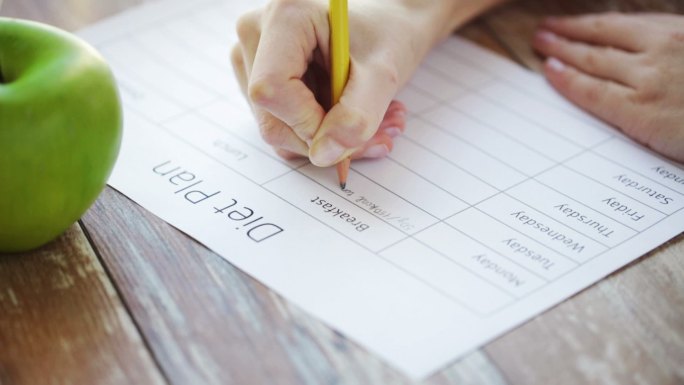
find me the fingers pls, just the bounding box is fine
[234,1,410,165]
[271,100,405,161]
[274,148,304,160]
[533,29,635,86]
[234,7,311,157]
[248,2,327,145]
[351,135,393,160]
[543,57,635,133]
[309,58,402,166]
[351,100,406,159]
[541,13,649,52]
[235,10,261,78]
[255,109,310,157]
[232,10,260,97]
[378,100,407,137]
[230,44,248,98]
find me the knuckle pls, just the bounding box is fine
[583,50,599,72]
[382,64,401,89]
[583,84,603,104]
[601,46,619,58]
[230,44,243,68]
[577,77,608,105]
[636,52,655,68]
[631,70,664,104]
[248,76,278,106]
[587,12,621,37]
[582,46,616,73]
[335,107,371,146]
[667,30,684,47]
[630,86,663,105]
[258,116,287,147]
[649,30,684,53]
[589,17,605,36]
[235,11,259,42]
[368,55,400,89]
[289,108,317,142]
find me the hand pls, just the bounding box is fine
[533,13,684,162]
[231,0,489,166]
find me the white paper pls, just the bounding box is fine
[78,0,684,378]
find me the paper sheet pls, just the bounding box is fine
[78,0,684,378]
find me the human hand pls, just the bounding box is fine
[533,13,684,162]
[231,0,469,166]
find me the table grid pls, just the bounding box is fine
[97,0,684,319]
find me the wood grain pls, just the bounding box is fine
[81,186,511,385]
[0,2,164,384]
[2,0,683,384]
[11,1,512,383]
[0,224,164,385]
[486,234,684,385]
[480,1,684,384]
[75,11,512,385]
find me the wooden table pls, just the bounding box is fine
[2,1,683,384]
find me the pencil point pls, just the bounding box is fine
[336,157,350,191]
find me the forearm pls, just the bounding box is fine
[363,0,508,88]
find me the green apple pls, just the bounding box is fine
[0,18,122,252]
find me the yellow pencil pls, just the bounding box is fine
[330,0,350,189]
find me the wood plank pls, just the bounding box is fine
[0,224,165,385]
[0,2,166,384]
[1,0,511,382]
[480,1,684,384]
[458,19,517,62]
[485,234,684,385]
[6,0,683,384]
[82,185,510,384]
[56,4,516,383]
[81,187,404,384]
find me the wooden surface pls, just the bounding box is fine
[1,0,683,384]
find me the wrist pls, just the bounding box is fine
[399,0,509,47]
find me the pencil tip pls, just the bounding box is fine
[340,182,346,190]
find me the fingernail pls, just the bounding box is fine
[383,126,402,138]
[310,136,349,166]
[547,57,565,72]
[535,30,557,44]
[362,144,389,158]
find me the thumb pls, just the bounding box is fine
[309,59,399,167]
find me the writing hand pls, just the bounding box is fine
[231,0,418,166]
